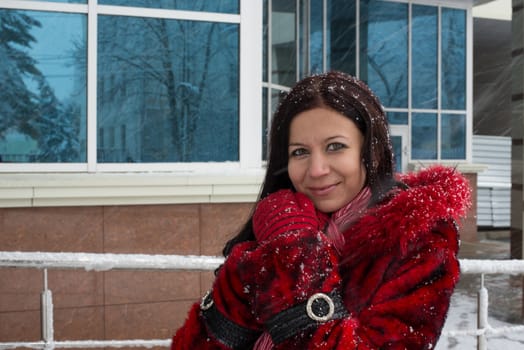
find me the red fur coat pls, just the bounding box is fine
[171,165,471,349]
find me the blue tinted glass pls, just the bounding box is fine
[310,0,324,75]
[412,5,437,109]
[263,0,268,81]
[392,135,402,173]
[387,112,408,125]
[98,16,239,162]
[360,0,408,108]
[272,0,297,87]
[100,0,239,13]
[0,10,86,163]
[328,0,356,74]
[299,0,308,79]
[412,113,437,159]
[262,88,268,160]
[442,113,466,159]
[442,8,466,110]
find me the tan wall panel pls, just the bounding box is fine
[200,202,253,256]
[0,268,42,312]
[103,204,200,255]
[0,310,41,342]
[0,206,104,252]
[53,306,105,340]
[105,300,194,340]
[104,270,200,304]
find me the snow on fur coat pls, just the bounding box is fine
[171,165,471,349]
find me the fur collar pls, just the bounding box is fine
[341,165,471,261]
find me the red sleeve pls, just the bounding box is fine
[171,303,230,350]
[354,221,459,349]
[171,240,262,350]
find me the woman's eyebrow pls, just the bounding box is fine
[288,141,306,146]
[289,135,349,145]
[325,135,349,142]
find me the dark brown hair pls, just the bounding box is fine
[223,71,396,257]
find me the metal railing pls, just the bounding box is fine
[1,251,524,350]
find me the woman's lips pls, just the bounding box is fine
[308,183,338,196]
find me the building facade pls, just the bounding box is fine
[0,0,481,344]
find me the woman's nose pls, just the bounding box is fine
[308,152,330,177]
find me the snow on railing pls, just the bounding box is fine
[0,252,523,350]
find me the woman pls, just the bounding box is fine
[171,71,471,349]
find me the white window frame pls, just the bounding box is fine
[0,0,263,173]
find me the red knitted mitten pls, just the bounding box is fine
[252,189,328,241]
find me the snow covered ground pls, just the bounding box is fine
[436,291,524,349]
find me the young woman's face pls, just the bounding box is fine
[287,107,367,213]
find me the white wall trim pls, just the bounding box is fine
[0,171,265,208]
[239,0,263,170]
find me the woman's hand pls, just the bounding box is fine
[252,189,327,241]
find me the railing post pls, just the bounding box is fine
[41,269,54,350]
[477,274,488,350]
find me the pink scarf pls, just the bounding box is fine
[253,187,372,349]
[325,186,371,254]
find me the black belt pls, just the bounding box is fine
[200,290,261,350]
[266,291,349,344]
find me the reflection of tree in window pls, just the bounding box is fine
[360,1,408,108]
[412,113,437,160]
[97,14,239,162]
[328,0,356,75]
[442,114,466,159]
[0,11,41,147]
[0,10,81,162]
[270,0,297,88]
[412,5,438,110]
[442,8,466,111]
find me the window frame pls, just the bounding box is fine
[262,0,473,165]
[0,0,263,174]
[378,0,473,164]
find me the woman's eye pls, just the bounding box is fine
[290,148,308,157]
[327,142,347,152]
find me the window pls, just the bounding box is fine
[97,15,239,162]
[412,113,437,159]
[412,5,438,110]
[0,0,260,172]
[360,0,408,108]
[99,0,239,13]
[441,113,466,159]
[1,0,469,172]
[441,7,466,111]
[387,112,408,125]
[0,9,86,163]
[263,0,470,163]
[328,0,356,75]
